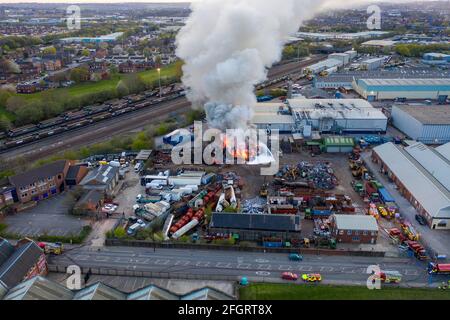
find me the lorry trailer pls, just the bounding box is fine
[428,263,450,275]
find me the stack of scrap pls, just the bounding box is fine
[144,201,170,217]
[297,161,337,190]
[313,218,331,238]
[242,197,266,214]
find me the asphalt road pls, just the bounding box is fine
[50,246,445,287]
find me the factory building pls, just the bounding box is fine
[253,99,387,134]
[353,78,450,102]
[391,105,450,144]
[436,142,450,160]
[330,214,378,244]
[422,53,450,65]
[372,142,450,230]
[360,57,385,71]
[59,32,124,44]
[302,58,343,75]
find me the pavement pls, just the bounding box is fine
[362,151,450,258]
[3,193,88,237]
[49,246,449,287]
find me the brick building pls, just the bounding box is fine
[330,214,378,244]
[8,160,70,204]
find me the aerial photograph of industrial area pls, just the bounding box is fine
[0,0,449,308]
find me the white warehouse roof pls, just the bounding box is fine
[287,98,387,120]
[373,142,450,219]
[405,142,450,192]
[436,142,450,161]
[333,214,378,231]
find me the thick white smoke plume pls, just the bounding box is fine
[176,0,337,130]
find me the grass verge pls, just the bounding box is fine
[239,283,450,300]
[0,224,92,244]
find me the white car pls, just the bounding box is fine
[137,219,146,228]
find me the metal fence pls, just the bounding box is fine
[48,263,239,282]
[105,238,385,257]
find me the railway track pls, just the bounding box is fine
[0,55,325,161]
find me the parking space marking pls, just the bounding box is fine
[298,265,312,271]
[195,261,210,267]
[340,267,357,274]
[278,265,293,271]
[257,264,271,270]
[320,266,334,272]
[216,262,233,269]
[154,259,170,265]
[404,269,419,276]
[174,260,191,266]
[237,263,251,269]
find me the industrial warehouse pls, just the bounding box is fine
[353,78,450,102]
[391,105,450,144]
[371,142,450,230]
[253,99,387,134]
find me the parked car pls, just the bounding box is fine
[281,272,298,281]
[288,253,303,261]
[415,214,427,226]
[301,273,322,282]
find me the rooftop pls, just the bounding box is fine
[210,212,301,232]
[332,214,378,231]
[8,160,67,188]
[357,78,450,88]
[373,142,450,219]
[80,165,119,186]
[436,142,450,161]
[393,105,450,125]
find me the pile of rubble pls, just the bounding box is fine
[274,161,337,190]
[241,197,266,214]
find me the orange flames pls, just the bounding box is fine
[222,134,257,161]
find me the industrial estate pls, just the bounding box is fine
[0,0,449,303]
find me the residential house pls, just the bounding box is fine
[79,165,119,195]
[16,82,42,94]
[8,160,70,204]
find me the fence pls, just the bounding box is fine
[105,238,385,257]
[48,263,239,282]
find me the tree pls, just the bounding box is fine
[113,227,126,239]
[0,115,12,132]
[116,80,129,97]
[15,103,44,125]
[81,49,90,57]
[42,46,57,56]
[6,96,25,113]
[70,66,90,83]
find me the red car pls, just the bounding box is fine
[281,272,298,281]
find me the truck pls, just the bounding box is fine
[405,240,427,260]
[374,270,402,284]
[38,242,63,255]
[378,188,395,204]
[428,263,450,275]
[136,194,162,204]
[257,95,273,102]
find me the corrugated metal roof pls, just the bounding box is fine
[393,105,450,125]
[405,142,450,192]
[0,239,14,266]
[210,212,300,232]
[359,78,450,86]
[373,142,450,219]
[436,142,450,161]
[3,276,234,300]
[333,214,378,231]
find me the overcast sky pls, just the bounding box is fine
[0,0,439,4]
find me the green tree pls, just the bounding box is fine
[113,227,127,239]
[15,103,44,125]
[0,115,12,132]
[42,46,57,56]
[116,80,129,97]
[6,96,25,113]
[81,49,90,57]
[70,66,90,83]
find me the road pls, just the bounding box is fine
[0,55,325,162]
[50,246,445,287]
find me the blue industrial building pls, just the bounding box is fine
[353,78,450,102]
[422,53,450,65]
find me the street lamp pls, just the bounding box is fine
[157,67,162,97]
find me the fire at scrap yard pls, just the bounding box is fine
[0,0,449,304]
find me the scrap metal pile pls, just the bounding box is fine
[274,161,337,190]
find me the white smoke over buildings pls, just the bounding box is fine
[175,0,343,130]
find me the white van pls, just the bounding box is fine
[127,223,141,236]
[134,162,143,173]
